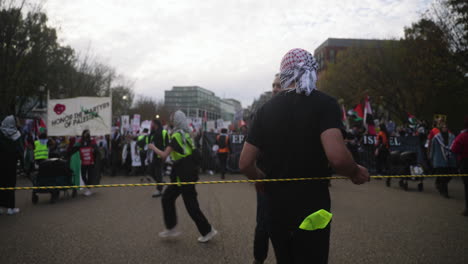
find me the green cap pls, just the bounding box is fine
[299,209,332,231]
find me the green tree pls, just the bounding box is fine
[0,4,72,116]
[129,95,170,122]
[319,19,467,127]
[0,2,135,119]
[112,85,134,117]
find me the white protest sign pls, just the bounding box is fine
[121,115,130,134]
[47,97,111,136]
[132,114,141,135]
[141,120,152,132]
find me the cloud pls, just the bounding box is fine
[42,0,431,107]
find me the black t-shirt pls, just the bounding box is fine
[247,89,343,229]
[150,129,170,151]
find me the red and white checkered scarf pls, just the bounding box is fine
[279,48,318,96]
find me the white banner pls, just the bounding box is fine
[47,97,112,136]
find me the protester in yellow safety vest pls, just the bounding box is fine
[216,128,230,179]
[34,130,49,163]
[147,119,169,197]
[148,110,217,243]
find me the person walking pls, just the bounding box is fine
[148,119,169,198]
[216,128,230,179]
[430,123,457,198]
[375,124,390,177]
[239,48,369,263]
[75,130,98,196]
[148,110,217,243]
[0,115,23,215]
[451,117,468,215]
[252,73,281,264]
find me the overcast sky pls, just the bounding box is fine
[41,0,432,107]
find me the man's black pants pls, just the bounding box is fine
[150,158,164,192]
[217,152,228,178]
[270,225,330,264]
[161,184,212,236]
[254,191,270,262]
[139,151,147,175]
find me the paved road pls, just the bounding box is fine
[1,174,467,264]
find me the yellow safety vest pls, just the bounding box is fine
[34,140,49,160]
[170,132,194,161]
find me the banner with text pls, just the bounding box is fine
[47,97,112,136]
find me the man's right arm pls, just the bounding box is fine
[321,128,369,184]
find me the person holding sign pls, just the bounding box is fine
[148,110,217,243]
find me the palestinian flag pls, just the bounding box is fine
[408,112,417,125]
[350,104,364,121]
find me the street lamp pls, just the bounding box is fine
[122,95,128,100]
[155,114,160,119]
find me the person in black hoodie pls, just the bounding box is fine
[148,119,169,197]
[0,115,23,215]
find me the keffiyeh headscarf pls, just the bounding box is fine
[279,48,318,96]
[172,110,191,133]
[0,115,21,141]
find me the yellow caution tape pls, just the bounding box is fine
[0,174,467,191]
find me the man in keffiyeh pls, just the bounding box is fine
[240,48,369,263]
[279,48,319,95]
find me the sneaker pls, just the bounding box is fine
[198,228,218,243]
[7,208,20,215]
[152,190,162,198]
[84,189,93,196]
[159,228,181,238]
